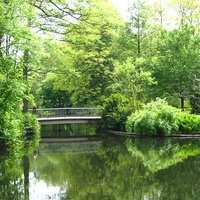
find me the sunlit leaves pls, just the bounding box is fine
[150,25,200,109]
[0,0,40,145]
[111,57,156,111]
[52,0,124,106]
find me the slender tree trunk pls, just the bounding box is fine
[23,156,30,200]
[136,8,141,104]
[23,49,29,112]
[158,0,163,26]
[137,10,141,57]
[181,97,185,111]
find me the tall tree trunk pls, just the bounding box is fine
[23,156,30,200]
[23,49,29,112]
[181,96,185,111]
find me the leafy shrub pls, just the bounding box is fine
[23,113,40,140]
[22,112,41,153]
[0,109,25,147]
[190,93,200,114]
[101,94,132,131]
[126,99,200,135]
[126,99,179,136]
[0,111,40,151]
[176,112,200,134]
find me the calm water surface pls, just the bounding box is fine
[0,129,200,200]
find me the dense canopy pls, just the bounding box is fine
[0,0,200,142]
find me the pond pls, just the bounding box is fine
[0,124,200,200]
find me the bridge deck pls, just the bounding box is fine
[38,116,101,125]
[29,107,102,125]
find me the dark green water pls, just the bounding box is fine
[0,130,200,199]
[41,123,100,138]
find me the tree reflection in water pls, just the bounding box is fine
[31,136,200,200]
[0,136,200,199]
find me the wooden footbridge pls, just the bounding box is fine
[30,108,102,125]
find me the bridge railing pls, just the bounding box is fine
[29,108,101,118]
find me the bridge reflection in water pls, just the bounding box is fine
[29,138,102,199]
[40,138,102,154]
[40,123,101,138]
[30,108,102,125]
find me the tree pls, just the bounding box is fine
[53,0,124,106]
[0,0,32,143]
[190,75,200,114]
[29,0,92,37]
[37,73,72,108]
[128,0,151,57]
[150,25,200,110]
[0,0,45,144]
[171,0,200,28]
[111,57,156,111]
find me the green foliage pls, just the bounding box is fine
[190,93,200,114]
[111,57,156,111]
[37,74,72,108]
[52,0,124,106]
[23,113,40,139]
[149,26,200,110]
[22,113,40,152]
[1,0,200,145]
[0,0,42,147]
[190,78,200,114]
[0,58,24,145]
[101,94,131,131]
[126,99,179,135]
[126,98,200,135]
[176,113,200,134]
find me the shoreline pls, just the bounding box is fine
[106,130,200,139]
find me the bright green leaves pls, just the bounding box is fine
[54,0,125,106]
[111,57,156,111]
[0,0,41,145]
[126,98,200,135]
[37,73,72,108]
[176,112,200,134]
[0,51,25,143]
[101,94,131,131]
[150,26,200,110]
[126,99,180,135]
